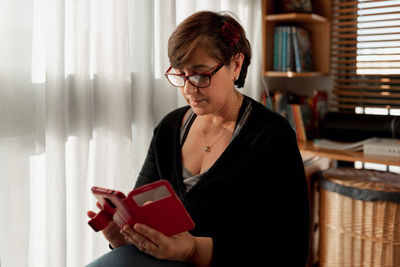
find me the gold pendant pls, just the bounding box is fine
[203,146,211,152]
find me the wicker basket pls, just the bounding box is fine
[319,168,400,267]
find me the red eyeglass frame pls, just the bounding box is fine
[164,63,224,88]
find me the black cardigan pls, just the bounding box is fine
[135,95,310,266]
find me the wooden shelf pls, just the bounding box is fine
[262,0,331,76]
[264,71,327,77]
[265,13,329,23]
[298,141,400,167]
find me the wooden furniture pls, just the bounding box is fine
[299,141,400,167]
[299,142,400,267]
[261,0,331,77]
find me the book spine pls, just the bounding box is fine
[273,27,279,71]
[286,104,295,132]
[292,26,301,72]
[261,91,267,106]
[287,26,292,71]
[278,26,282,71]
[282,26,287,72]
[298,27,313,71]
[293,104,307,142]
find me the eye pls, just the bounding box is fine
[190,75,207,83]
[172,68,185,75]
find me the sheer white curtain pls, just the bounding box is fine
[0,0,261,266]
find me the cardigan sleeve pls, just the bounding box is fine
[209,125,310,266]
[134,126,161,189]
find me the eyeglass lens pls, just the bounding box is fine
[167,74,210,88]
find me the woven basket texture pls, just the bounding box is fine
[320,168,400,267]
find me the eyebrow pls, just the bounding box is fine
[189,64,210,70]
[173,64,211,74]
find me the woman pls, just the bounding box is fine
[87,11,309,267]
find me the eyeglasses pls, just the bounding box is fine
[164,63,224,88]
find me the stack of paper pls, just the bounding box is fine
[313,138,377,151]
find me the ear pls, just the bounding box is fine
[231,53,244,81]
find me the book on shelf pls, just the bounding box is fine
[363,138,400,157]
[279,0,313,13]
[312,90,328,135]
[278,26,283,71]
[263,90,327,142]
[261,91,274,110]
[286,26,294,72]
[293,27,313,72]
[287,103,313,142]
[282,26,287,72]
[312,137,400,157]
[313,138,374,151]
[272,25,313,72]
[273,27,279,71]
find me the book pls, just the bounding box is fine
[282,26,287,72]
[261,91,267,106]
[312,90,328,136]
[88,180,195,236]
[291,104,306,141]
[363,138,400,157]
[290,104,313,142]
[300,103,313,140]
[274,25,311,72]
[313,138,375,151]
[292,26,301,72]
[286,104,295,131]
[293,27,313,72]
[287,26,293,71]
[268,91,321,141]
[279,0,313,13]
[273,26,282,71]
[273,27,279,71]
[280,0,295,12]
[273,91,289,118]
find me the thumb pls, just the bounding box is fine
[87,210,97,219]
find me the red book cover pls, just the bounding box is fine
[88,180,195,236]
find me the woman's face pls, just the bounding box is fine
[174,47,242,116]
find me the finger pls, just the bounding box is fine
[87,210,97,218]
[96,201,103,209]
[120,225,142,246]
[121,225,160,254]
[133,223,166,246]
[139,238,159,256]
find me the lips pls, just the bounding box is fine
[192,99,207,105]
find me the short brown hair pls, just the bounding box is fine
[168,11,251,88]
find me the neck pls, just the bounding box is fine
[203,91,241,125]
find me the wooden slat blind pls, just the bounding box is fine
[331,0,400,115]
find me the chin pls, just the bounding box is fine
[190,106,208,116]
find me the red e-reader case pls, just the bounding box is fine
[88,180,195,236]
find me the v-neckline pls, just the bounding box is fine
[176,96,251,194]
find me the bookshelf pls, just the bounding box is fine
[262,0,331,77]
[299,141,400,167]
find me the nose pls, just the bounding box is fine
[183,80,198,94]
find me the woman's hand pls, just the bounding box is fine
[87,202,127,249]
[121,223,197,262]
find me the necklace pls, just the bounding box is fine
[199,97,239,152]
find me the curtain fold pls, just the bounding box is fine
[0,1,262,266]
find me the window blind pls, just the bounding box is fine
[331,0,400,115]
